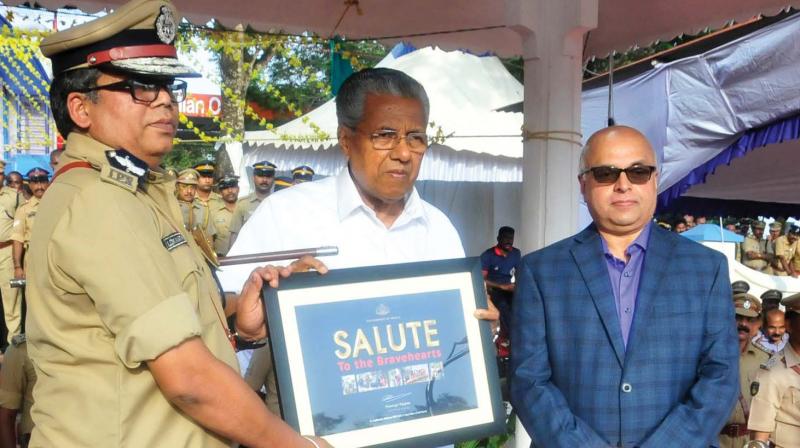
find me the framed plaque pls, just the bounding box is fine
[263,257,505,448]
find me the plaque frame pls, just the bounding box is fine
[263,257,506,448]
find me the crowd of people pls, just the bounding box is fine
[171,160,316,263]
[0,0,797,448]
[657,213,800,277]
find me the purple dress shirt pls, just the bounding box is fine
[600,223,652,348]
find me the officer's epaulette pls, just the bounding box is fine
[102,149,148,192]
[761,354,780,370]
[100,165,138,193]
[10,333,25,346]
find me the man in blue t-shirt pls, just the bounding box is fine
[480,226,521,350]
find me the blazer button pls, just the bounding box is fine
[621,382,632,393]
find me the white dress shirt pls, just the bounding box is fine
[218,167,465,292]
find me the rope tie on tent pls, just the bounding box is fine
[331,0,362,37]
[521,129,583,146]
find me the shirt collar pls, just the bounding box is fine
[335,165,427,227]
[601,221,653,260]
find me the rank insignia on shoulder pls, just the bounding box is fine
[105,149,148,190]
[750,381,760,396]
[11,333,25,346]
[761,356,779,370]
[162,232,187,251]
[100,166,138,193]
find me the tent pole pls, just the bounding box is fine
[505,0,598,444]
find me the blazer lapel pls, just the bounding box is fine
[571,226,625,366]
[624,226,676,361]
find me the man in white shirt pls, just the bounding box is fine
[220,67,472,283]
[219,69,497,448]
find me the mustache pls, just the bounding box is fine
[738,325,750,333]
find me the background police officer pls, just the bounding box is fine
[228,161,275,250]
[11,168,49,282]
[748,293,800,448]
[720,293,769,448]
[0,161,22,346]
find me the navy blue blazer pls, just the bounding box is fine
[510,224,738,448]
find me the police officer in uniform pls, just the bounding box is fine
[292,165,315,184]
[0,161,22,345]
[175,168,216,265]
[11,168,49,282]
[770,225,799,277]
[213,175,238,257]
[719,293,769,448]
[193,159,223,234]
[228,161,275,250]
[0,333,35,447]
[747,292,800,448]
[766,222,783,273]
[30,1,330,446]
[742,221,770,272]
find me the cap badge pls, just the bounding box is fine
[155,6,177,45]
[744,300,751,310]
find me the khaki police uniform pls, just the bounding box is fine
[742,235,769,272]
[26,133,238,447]
[227,192,264,250]
[720,340,771,448]
[721,293,770,448]
[243,344,280,416]
[0,183,21,342]
[179,199,216,237]
[10,197,39,251]
[211,203,234,256]
[791,245,800,273]
[771,235,797,276]
[194,191,223,234]
[0,334,36,441]
[748,344,800,447]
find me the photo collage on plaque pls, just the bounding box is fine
[341,361,444,395]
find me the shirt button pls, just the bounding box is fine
[624,307,631,314]
[621,383,632,393]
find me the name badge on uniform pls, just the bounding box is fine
[161,232,187,251]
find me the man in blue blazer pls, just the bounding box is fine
[510,126,738,448]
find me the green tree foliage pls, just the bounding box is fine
[162,141,215,171]
[245,38,387,129]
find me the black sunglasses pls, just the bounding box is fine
[581,164,657,185]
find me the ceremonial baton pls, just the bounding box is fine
[217,246,338,267]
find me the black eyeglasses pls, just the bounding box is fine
[351,127,429,154]
[76,79,187,103]
[581,164,657,184]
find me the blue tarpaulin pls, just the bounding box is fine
[4,154,51,176]
[680,223,744,243]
